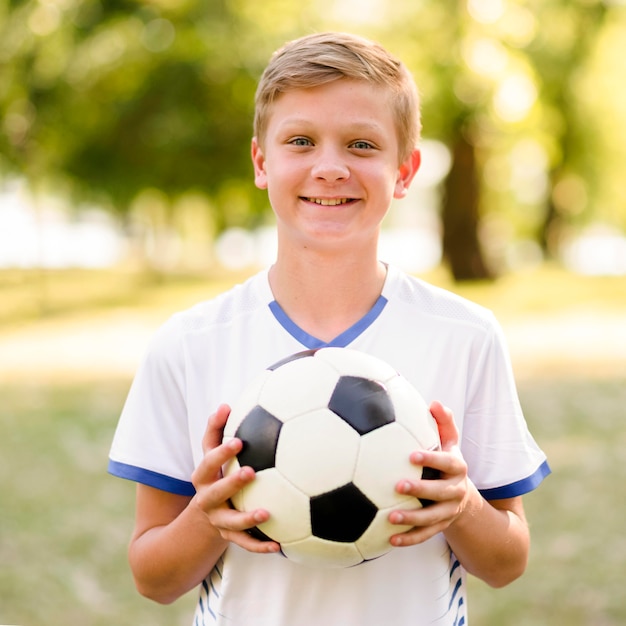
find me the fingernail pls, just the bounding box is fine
[239,467,253,481]
[411,451,424,464]
[390,511,404,524]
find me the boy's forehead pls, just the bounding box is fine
[264,80,396,129]
[270,77,390,102]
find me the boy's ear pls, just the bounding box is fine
[251,137,268,190]
[393,148,421,199]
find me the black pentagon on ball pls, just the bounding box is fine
[234,406,282,472]
[310,482,378,543]
[328,375,395,435]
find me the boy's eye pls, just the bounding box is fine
[289,137,313,147]
[351,140,375,150]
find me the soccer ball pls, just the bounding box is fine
[223,347,440,568]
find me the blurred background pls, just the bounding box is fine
[1,0,625,624]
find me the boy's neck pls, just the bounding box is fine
[268,252,387,344]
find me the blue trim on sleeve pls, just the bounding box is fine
[269,295,388,349]
[479,460,551,500]
[108,459,196,496]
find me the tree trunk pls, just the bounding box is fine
[442,133,491,281]
[538,169,560,258]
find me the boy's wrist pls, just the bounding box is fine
[446,480,484,533]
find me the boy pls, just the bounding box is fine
[109,32,550,625]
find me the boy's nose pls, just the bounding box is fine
[310,149,350,182]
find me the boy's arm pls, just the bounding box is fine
[389,401,530,588]
[444,492,529,588]
[128,485,223,604]
[128,405,278,604]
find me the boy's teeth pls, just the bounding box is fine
[308,198,350,206]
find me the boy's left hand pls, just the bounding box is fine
[389,400,471,547]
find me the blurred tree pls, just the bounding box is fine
[373,0,502,279]
[1,0,624,278]
[0,0,275,231]
[427,0,492,280]
[374,0,621,278]
[581,8,626,232]
[524,0,608,256]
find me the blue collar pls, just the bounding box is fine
[268,295,388,349]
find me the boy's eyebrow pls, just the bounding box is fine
[276,117,388,136]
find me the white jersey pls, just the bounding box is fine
[109,265,550,626]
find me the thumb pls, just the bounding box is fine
[429,400,459,453]
[202,403,231,454]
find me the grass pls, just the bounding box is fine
[1,265,625,625]
[469,376,626,625]
[0,380,197,626]
[0,267,251,329]
[2,262,626,329]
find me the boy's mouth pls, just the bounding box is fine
[303,197,354,206]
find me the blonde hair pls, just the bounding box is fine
[254,32,421,162]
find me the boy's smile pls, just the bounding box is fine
[304,197,354,206]
[251,79,420,253]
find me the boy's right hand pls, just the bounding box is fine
[190,404,281,554]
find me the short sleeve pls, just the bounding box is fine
[461,318,550,499]
[108,316,196,496]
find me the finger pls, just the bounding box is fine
[199,462,258,510]
[429,401,459,453]
[389,519,451,547]
[202,404,231,454]
[407,449,466,477]
[192,437,243,488]
[211,501,270,531]
[208,506,281,554]
[397,473,466,508]
[223,528,281,554]
[395,450,467,506]
[388,501,460,545]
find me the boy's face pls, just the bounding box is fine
[251,79,420,253]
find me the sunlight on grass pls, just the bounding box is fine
[2,264,625,330]
[0,267,250,328]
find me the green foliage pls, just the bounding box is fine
[0,0,274,226]
[1,0,625,250]
[400,1,625,250]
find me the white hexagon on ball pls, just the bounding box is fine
[276,409,360,496]
[241,467,311,543]
[354,421,425,509]
[258,357,339,419]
